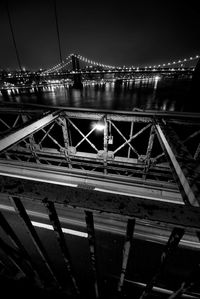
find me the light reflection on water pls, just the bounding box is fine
[0,77,194,112]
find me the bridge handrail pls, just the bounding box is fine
[1,102,200,120]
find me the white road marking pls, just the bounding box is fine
[31,221,88,238]
[0,204,87,238]
[0,203,199,248]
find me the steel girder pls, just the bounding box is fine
[0,107,200,202]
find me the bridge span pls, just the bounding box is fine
[0,104,200,298]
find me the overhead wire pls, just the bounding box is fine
[53,0,68,98]
[53,0,63,65]
[5,2,22,72]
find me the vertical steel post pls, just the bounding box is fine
[58,116,72,168]
[60,117,70,148]
[28,134,41,163]
[103,117,108,174]
[118,218,135,292]
[143,125,155,179]
[128,121,134,158]
[42,198,80,295]
[21,115,42,163]
[85,211,99,298]
[10,196,61,289]
[139,227,185,299]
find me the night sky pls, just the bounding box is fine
[0,0,200,70]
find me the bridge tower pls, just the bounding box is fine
[191,58,200,97]
[71,54,83,89]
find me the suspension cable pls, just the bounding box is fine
[53,0,63,65]
[6,2,22,71]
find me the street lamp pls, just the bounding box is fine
[94,121,105,131]
[92,119,113,144]
[92,118,105,131]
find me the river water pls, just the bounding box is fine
[0,75,198,112]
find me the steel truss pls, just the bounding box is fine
[0,107,200,193]
[0,105,200,298]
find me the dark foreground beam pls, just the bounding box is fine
[0,211,43,287]
[139,228,185,299]
[0,236,27,279]
[42,198,80,295]
[0,176,200,229]
[118,218,135,292]
[0,234,43,286]
[10,196,61,288]
[85,211,99,299]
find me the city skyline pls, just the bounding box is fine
[0,0,200,70]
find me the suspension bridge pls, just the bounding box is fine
[48,53,199,88]
[42,53,200,75]
[2,52,199,91]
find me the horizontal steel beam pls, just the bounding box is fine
[0,176,200,229]
[0,111,60,152]
[0,107,45,114]
[64,111,152,122]
[0,160,181,202]
[2,103,200,122]
[9,146,171,169]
